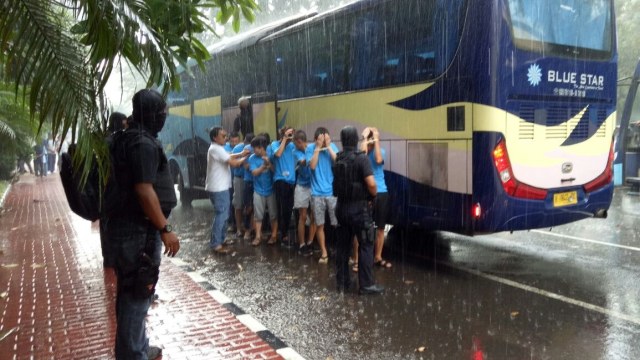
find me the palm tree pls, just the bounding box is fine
[0,84,36,179]
[0,0,257,180]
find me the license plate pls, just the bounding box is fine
[553,191,577,207]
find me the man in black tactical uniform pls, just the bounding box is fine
[333,126,384,295]
[107,89,180,359]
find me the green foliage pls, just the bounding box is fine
[0,0,258,183]
[0,83,36,180]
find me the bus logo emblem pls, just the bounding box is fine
[527,64,543,86]
[562,162,573,174]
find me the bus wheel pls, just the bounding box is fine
[177,172,193,207]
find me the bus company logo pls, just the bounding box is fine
[527,64,543,86]
[562,162,573,174]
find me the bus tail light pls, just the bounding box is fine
[472,203,482,218]
[492,139,547,200]
[583,140,615,193]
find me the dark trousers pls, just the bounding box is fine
[335,201,375,290]
[108,218,161,360]
[274,180,295,240]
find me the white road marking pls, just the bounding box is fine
[532,229,640,252]
[444,260,640,326]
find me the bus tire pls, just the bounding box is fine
[177,171,193,207]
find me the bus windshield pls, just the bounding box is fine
[507,0,612,58]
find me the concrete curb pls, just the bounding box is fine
[168,257,306,360]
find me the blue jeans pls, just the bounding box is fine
[209,190,230,249]
[108,218,162,360]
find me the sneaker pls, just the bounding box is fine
[297,244,308,255]
[227,225,236,233]
[147,345,163,360]
[223,238,235,245]
[212,245,230,255]
[359,284,385,295]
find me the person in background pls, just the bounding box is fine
[46,133,57,173]
[305,127,339,264]
[205,127,248,255]
[99,111,128,269]
[248,136,278,246]
[293,130,316,255]
[33,141,46,177]
[271,126,297,246]
[233,96,254,138]
[333,126,383,295]
[352,127,392,272]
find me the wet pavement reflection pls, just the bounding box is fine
[169,189,640,359]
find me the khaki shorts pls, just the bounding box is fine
[253,193,277,222]
[232,177,244,209]
[293,185,311,209]
[311,196,337,226]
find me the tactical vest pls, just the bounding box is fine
[333,150,368,202]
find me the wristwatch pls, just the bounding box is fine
[160,224,173,233]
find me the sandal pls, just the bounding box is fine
[251,238,262,246]
[352,263,358,272]
[267,237,278,245]
[374,259,392,268]
[318,256,329,264]
[244,233,252,241]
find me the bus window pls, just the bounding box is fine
[507,0,612,58]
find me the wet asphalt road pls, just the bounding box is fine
[168,188,640,360]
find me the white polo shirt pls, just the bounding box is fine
[205,142,231,192]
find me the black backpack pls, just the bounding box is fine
[333,150,366,201]
[60,129,149,221]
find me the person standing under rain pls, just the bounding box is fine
[333,126,383,295]
[233,96,254,138]
[293,129,316,255]
[107,89,179,359]
[205,126,248,255]
[305,127,339,264]
[248,136,278,245]
[231,133,254,240]
[352,127,392,272]
[225,132,241,236]
[271,126,297,246]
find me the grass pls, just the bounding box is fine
[0,180,8,201]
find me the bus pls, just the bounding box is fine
[161,0,616,235]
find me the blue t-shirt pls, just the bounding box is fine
[270,140,296,184]
[369,148,388,193]
[243,144,254,182]
[224,142,233,153]
[231,143,245,178]
[305,143,339,196]
[248,154,273,196]
[294,148,311,187]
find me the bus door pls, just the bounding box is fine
[191,96,223,190]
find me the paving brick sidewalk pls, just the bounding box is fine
[0,174,296,359]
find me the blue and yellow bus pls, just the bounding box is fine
[161,0,616,235]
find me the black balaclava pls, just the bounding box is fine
[132,89,167,136]
[340,126,359,151]
[107,112,128,133]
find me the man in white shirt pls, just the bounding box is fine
[205,126,247,254]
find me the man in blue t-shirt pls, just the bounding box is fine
[248,136,278,246]
[293,130,316,255]
[305,127,339,264]
[271,126,297,246]
[351,127,392,271]
[231,133,252,240]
